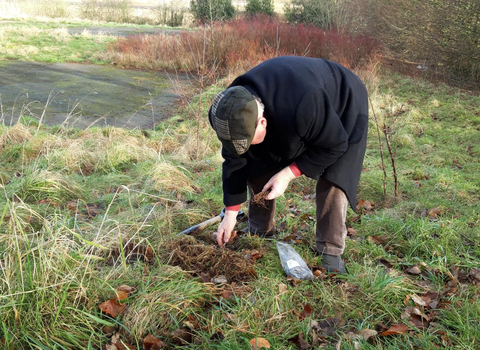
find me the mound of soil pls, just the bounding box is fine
[164,236,261,283]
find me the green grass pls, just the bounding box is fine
[1,71,479,349]
[0,23,114,64]
[1,21,480,350]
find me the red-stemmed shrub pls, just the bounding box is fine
[108,15,378,76]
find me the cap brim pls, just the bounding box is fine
[220,138,251,155]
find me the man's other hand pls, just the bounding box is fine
[263,166,296,200]
[216,210,238,247]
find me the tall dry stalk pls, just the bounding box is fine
[369,98,402,198]
[369,96,387,196]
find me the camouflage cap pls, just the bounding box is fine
[210,86,258,155]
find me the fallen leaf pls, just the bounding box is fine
[406,265,422,275]
[117,285,136,295]
[171,328,193,345]
[358,200,375,211]
[65,200,78,212]
[381,324,409,336]
[249,337,271,349]
[278,283,287,293]
[420,291,440,309]
[99,298,126,318]
[377,258,393,268]
[115,290,128,301]
[357,329,378,340]
[298,304,312,321]
[222,288,234,300]
[410,314,429,329]
[210,330,224,340]
[108,333,136,350]
[347,227,357,236]
[309,319,337,343]
[469,268,480,284]
[286,276,304,287]
[143,334,166,350]
[427,207,441,219]
[185,314,202,330]
[288,333,311,349]
[368,235,387,245]
[411,294,426,307]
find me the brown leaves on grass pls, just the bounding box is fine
[295,304,313,321]
[104,333,167,350]
[99,290,129,318]
[309,318,341,346]
[249,337,271,349]
[406,265,422,275]
[103,333,136,350]
[99,285,137,318]
[288,333,311,349]
[368,235,388,245]
[357,199,375,212]
[64,200,103,219]
[381,323,409,336]
[143,334,166,350]
[469,268,480,285]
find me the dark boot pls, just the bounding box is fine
[320,254,347,274]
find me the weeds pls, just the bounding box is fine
[108,16,378,75]
[1,72,480,348]
[0,13,479,350]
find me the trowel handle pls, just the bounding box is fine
[176,209,225,236]
[196,215,223,231]
[176,208,245,236]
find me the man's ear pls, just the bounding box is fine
[259,116,267,128]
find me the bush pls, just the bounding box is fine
[80,0,133,23]
[245,0,275,16]
[24,0,68,19]
[154,4,187,27]
[190,0,235,22]
[284,0,355,30]
[358,0,480,87]
[108,16,378,75]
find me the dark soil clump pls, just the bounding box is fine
[251,190,271,208]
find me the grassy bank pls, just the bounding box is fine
[1,65,479,349]
[0,22,114,64]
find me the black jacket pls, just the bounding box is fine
[209,56,369,210]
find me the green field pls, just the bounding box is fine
[0,19,479,350]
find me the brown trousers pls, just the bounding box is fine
[248,173,348,256]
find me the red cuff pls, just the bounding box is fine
[289,162,303,177]
[225,205,241,212]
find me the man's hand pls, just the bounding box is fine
[216,210,238,247]
[263,166,296,200]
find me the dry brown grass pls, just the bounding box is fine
[149,161,197,194]
[0,123,32,150]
